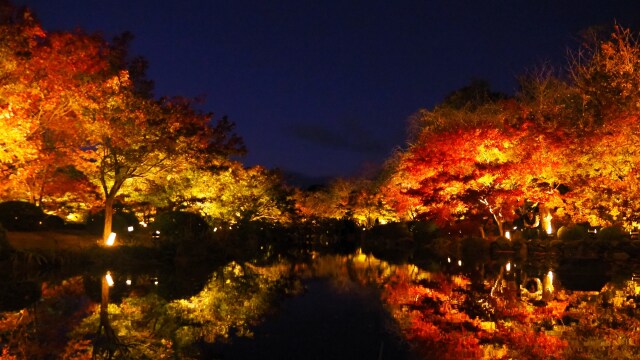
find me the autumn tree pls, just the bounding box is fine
[0,3,44,184]
[79,74,245,242]
[383,25,640,233]
[570,24,640,124]
[0,30,109,213]
[129,161,294,225]
[384,82,575,235]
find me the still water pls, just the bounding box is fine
[1,246,639,359]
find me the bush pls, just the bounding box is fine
[557,224,588,241]
[151,211,210,245]
[0,223,14,260]
[366,222,412,243]
[410,221,439,244]
[596,225,627,243]
[43,214,65,230]
[0,201,45,231]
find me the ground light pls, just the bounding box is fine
[105,271,115,287]
[106,232,116,246]
[545,214,553,235]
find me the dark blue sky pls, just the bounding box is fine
[13,0,640,180]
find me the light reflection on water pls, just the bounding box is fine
[1,247,639,358]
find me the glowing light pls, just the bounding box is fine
[105,272,114,287]
[544,270,555,293]
[458,260,462,267]
[545,214,553,235]
[506,262,511,272]
[106,232,116,246]
[139,221,148,227]
[126,279,132,286]
[214,227,218,232]
[505,231,511,240]
[127,226,134,232]
[447,257,451,263]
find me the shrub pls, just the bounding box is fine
[43,214,65,230]
[410,221,439,244]
[0,201,45,231]
[151,211,210,245]
[557,224,588,241]
[0,223,14,260]
[596,225,627,243]
[366,222,412,243]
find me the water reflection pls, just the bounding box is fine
[1,248,640,359]
[93,271,129,359]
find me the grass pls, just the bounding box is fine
[7,230,103,251]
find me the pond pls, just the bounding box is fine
[1,245,640,359]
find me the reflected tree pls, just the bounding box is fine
[92,272,129,360]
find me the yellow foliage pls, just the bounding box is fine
[477,173,497,186]
[476,144,509,164]
[609,207,621,220]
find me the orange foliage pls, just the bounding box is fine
[382,267,572,359]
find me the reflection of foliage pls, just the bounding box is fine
[383,268,569,359]
[382,264,640,359]
[168,262,295,347]
[65,261,299,358]
[4,253,640,358]
[0,277,92,359]
[561,282,640,359]
[71,294,174,359]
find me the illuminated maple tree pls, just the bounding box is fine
[384,100,566,234]
[128,161,293,225]
[78,77,245,242]
[294,177,397,227]
[0,4,45,184]
[0,12,108,216]
[381,25,640,233]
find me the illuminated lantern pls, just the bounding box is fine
[106,232,116,246]
[105,271,115,287]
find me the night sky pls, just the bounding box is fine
[12,0,640,181]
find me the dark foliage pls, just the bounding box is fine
[0,201,45,231]
[151,210,210,245]
[86,210,138,235]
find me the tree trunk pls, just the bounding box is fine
[103,196,114,244]
[493,214,504,237]
[101,273,109,320]
[93,272,128,358]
